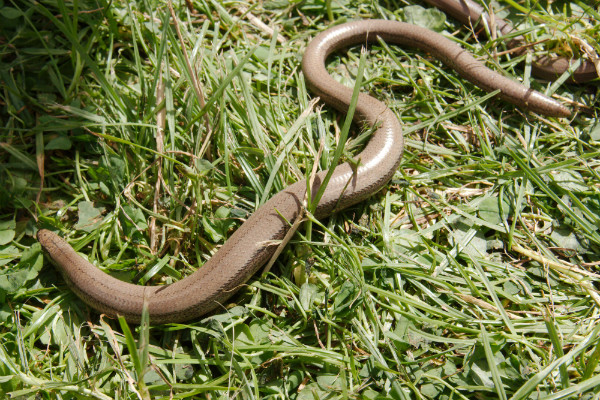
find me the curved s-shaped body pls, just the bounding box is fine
[38,20,569,323]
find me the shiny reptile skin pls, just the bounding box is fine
[38,19,571,324]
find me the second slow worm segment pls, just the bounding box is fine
[424,0,598,82]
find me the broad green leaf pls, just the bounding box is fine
[74,201,106,232]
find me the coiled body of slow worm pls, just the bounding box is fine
[37,20,571,324]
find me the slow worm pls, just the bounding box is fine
[424,0,598,82]
[38,19,572,324]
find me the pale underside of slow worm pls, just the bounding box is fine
[38,18,572,324]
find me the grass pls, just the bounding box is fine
[1,0,599,399]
